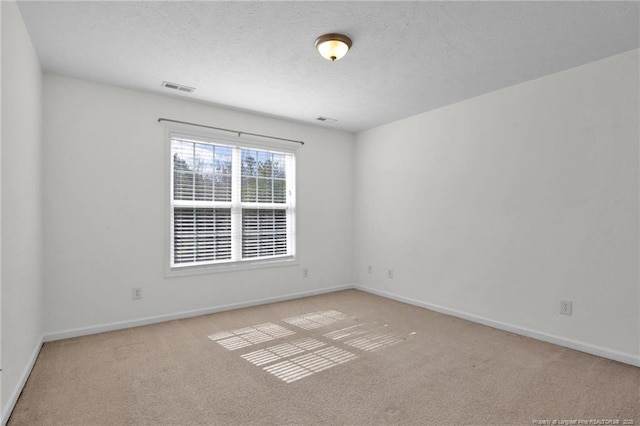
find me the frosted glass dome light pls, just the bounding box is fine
[315,33,352,61]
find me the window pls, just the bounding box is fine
[168,130,296,273]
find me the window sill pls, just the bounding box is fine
[165,256,298,278]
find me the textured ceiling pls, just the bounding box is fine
[17,1,640,133]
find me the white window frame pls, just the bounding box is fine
[165,124,298,277]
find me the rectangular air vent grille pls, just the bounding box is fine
[161,81,195,93]
[316,116,337,123]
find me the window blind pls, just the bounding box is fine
[170,135,296,269]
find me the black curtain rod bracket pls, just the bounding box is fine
[157,118,304,145]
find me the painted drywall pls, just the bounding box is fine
[0,0,3,410]
[1,0,44,415]
[42,74,354,335]
[354,49,639,358]
[0,0,3,411]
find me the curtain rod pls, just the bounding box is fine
[157,118,305,146]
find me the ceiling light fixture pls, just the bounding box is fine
[315,33,352,61]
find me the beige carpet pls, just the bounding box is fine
[8,289,640,425]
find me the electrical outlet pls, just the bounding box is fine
[387,269,394,279]
[132,287,142,300]
[367,265,372,274]
[560,300,572,316]
[303,268,308,278]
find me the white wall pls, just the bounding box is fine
[0,0,3,410]
[1,0,44,417]
[354,49,639,359]
[43,74,354,335]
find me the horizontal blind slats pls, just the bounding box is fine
[241,209,288,259]
[171,138,294,267]
[173,207,232,263]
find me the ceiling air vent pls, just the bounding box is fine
[316,116,337,124]
[161,81,195,93]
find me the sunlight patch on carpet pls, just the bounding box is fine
[208,310,413,383]
[263,346,358,383]
[281,310,348,330]
[208,322,295,350]
[324,323,403,351]
[343,333,403,352]
[323,324,369,340]
[241,338,327,366]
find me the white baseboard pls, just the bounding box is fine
[42,283,640,367]
[44,284,354,342]
[4,283,638,425]
[354,285,640,368]
[1,337,43,426]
